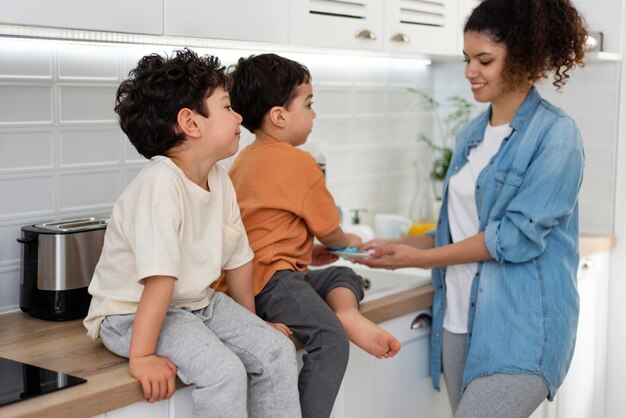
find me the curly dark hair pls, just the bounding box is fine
[114,48,228,158]
[465,0,588,90]
[228,53,310,133]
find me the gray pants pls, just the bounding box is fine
[255,267,364,418]
[99,291,301,418]
[442,329,549,418]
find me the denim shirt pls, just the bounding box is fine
[429,87,584,399]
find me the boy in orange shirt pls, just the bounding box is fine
[214,53,401,418]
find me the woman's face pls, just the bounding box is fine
[463,31,509,105]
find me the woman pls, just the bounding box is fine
[357,1,588,417]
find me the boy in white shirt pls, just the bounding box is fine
[83,49,300,418]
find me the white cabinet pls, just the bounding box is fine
[164,0,288,43]
[92,385,194,418]
[288,0,465,56]
[557,251,610,418]
[288,0,384,51]
[0,0,163,35]
[337,309,451,418]
[383,0,460,57]
[530,251,610,418]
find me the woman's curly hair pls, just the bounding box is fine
[465,0,588,90]
[114,48,228,159]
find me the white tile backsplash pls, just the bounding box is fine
[0,39,431,313]
[58,85,118,123]
[0,175,55,219]
[0,85,53,124]
[58,170,120,211]
[0,40,52,79]
[60,128,120,166]
[352,116,389,145]
[57,44,119,80]
[353,89,386,115]
[0,130,54,171]
[313,86,353,116]
[0,268,20,313]
[0,36,616,314]
[0,223,23,265]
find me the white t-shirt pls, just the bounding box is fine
[444,122,512,333]
[84,156,253,339]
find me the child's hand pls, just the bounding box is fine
[129,354,177,403]
[268,322,293,337]
[345,233,363,249]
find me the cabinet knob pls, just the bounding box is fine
[581,258,595,271]
[355,29,377,40]
[411,313,432,329]
[390,33,410,43]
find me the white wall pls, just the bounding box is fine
[604,2,626,416]
[0,37,433,313]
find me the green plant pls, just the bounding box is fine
[408,88,474,181]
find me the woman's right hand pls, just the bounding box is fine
[360,238,395,251]
[354,243,425,269]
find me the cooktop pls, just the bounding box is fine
[0,356,87,408]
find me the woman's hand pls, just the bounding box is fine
[268,322,293,337]
[311,244,339,266]
[360,238,395,251]
[354,244,425,269]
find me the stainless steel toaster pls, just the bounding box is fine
[17,217,108,321]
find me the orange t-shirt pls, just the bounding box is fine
[213,137,340,295]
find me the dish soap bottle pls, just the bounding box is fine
[345,209,375,242]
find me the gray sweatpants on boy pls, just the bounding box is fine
[99,291,301,418]
[255,266,364,418]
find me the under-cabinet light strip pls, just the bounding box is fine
[0,24,431,64]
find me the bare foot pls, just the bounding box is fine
[336,309,401,359]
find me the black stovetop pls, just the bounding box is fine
[0,356,87,408]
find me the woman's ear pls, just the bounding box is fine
[267,106,287,129]
[177,108,201,138]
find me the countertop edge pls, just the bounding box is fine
[0,234,615,417]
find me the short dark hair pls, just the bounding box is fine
[228,53,310,133]
[465,0,587,90]
[114,48,228,158]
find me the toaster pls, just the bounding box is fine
[17,217,108,321]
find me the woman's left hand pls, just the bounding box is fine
[353,244,424,269]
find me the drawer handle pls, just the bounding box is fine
[355,29,377,40]
[411,313,432,329]
[390,33,410,43]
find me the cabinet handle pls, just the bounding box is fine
[581,258,595,271]
[355,29,377,40]
[390,33,410,43]
[411,313,432,329]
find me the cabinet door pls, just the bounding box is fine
[288,0,383,51]
[0,0,163,35]
[375,310,451,417]
[340,310,451,418]
[165,0,288,43]
[383,0,460,57]
[555,252,610,418]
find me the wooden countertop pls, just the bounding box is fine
[0,234,615,418]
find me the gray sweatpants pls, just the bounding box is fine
[442,329,549,418]
[255,266,364,418]
[99,291,301,418]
